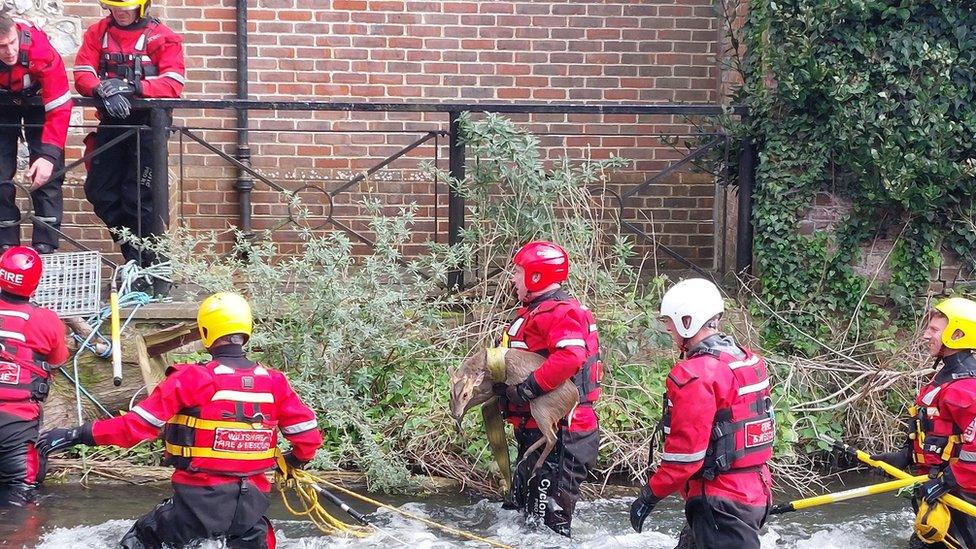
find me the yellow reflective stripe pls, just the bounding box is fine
[164,442,276,461]
[211,390,274,403]
[167,414,260,431]
[500,332,510,347]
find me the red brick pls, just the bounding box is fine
[334,1,367,9]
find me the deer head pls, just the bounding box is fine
[448,351,496,430]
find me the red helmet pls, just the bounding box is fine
[512,241,569,292]
[0,246,43,297]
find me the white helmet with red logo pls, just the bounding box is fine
[659,278,724,339]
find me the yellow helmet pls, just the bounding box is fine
[100,0,151,18]
[933,297,976,350]
[915,500,953,544]
[197,292,253,348]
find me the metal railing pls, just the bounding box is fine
[1,97,753,286]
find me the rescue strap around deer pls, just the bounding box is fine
[487,347,508,382]
[484,347,514,492]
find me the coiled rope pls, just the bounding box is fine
[282,468,516,549]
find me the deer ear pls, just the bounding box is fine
[474,370,485,385]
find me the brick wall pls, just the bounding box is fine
[49,0,725,270]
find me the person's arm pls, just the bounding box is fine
[944,384,976,489]
[275,374,323,463]
[91,365,208,447]
[24,309,69,368]
[647,365,718,499]
[31,33,72,163]
[72,24,102,97]
[530,306,590,392]
[139,31,184,98]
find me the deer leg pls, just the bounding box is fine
[529,426,558,473]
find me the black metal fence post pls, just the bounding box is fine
[447,111,465,289]
[735,125,757,274]
[150,107,170,237]
[235,0,253,240]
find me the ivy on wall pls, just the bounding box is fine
[739,0,976,353]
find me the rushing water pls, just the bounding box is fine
[1,478,914,548]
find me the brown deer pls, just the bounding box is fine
[449,347,579,474]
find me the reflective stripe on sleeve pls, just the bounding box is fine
[44,91,72,112]
[281,419,318,435]
[132,405,166,427]
[660,449,707,463]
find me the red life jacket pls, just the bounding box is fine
[910,353,976,471]
[502,290,602,405]
[660,348,775,479]
[97,19,161,84]
[0,309,53,403]
[0,22,40,96]
[161,359,279,476]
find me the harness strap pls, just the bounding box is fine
[164,442,276,461]
[167,413,264,431]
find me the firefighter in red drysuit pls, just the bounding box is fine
[0,246,68,505]
[871,297,976,548]
[39,292,322,549]
[494,240,602,537]
[73,0,184,270]
[0,15,72,254]
[630,278,774,548]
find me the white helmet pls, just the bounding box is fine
[659,278,725,339]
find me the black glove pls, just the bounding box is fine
[919,469,958,503]
[94,78,136,98]
[95,78,136,119]
[99,93,131,119]
[630,484,661,533]
[279,451,308,479]
[505,376,543,407]
[870,447,912,470]
[37,424,95,456]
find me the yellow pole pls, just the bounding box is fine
[823,435,976,518]
[110,279,122,386]
[772,475,926,514]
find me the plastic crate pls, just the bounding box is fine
[34,251,103,317]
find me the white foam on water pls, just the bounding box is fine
[37,520,133,549]
[30,496,917,549]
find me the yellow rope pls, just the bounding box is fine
[276,473,372,538]
[292,469,517,549]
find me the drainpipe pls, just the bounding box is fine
[235,0,253,239]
